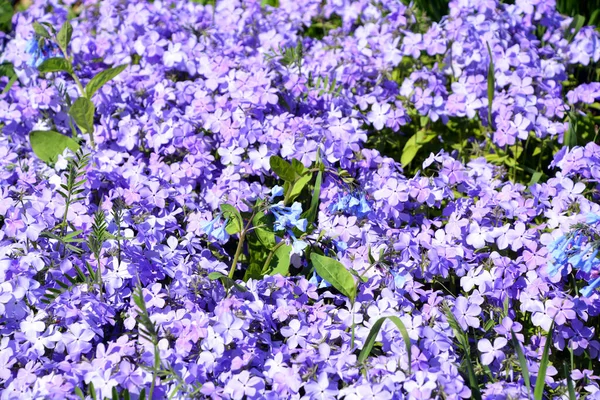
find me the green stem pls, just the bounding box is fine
[228,210,256,279]
[350,300,356,350]
[262,241,285,273]
[228,231,245,279]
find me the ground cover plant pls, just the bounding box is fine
[0,0,600,398]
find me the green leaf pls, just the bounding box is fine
[220,203,243,235]
[29,130,80,164]
[442,304,482,400]
[565,111,578,149]
[0,0,13,33]
[269,155,296,182]
[56,20,73,51]
[252,212,276,248]
[310,253,356,302]
[288,172,311,203]
[358,316,411,373]
[112,387,119,400]
[486,42,495,127]
[70,97,95,134]
[511,330,531,398]
[0,62,17,94]
[529,171,543,186]
[534,324,554,400]
[33,21,51,38]
[37,57,71,73]
[207,271,247,292]
[401,143,420,167]
[564,363,577,400]
[401,130,436,167]
[85,64,128,98]
[264,244,291,276]
[74,387,85,400]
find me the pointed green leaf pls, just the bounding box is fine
[252,212,276,248]
[534,324,554,400]
[74,387,85,400]
[486,42,495,127]
[56,20,73,52]
[511,330,531,397]
[33,21,51,38]
[310,253,356,302]
[269,155,296,182]
[264,244,291,276]
[304,170,322,225]
[358,316,411,373]
[37,57,71,73]
[85,64,127,98]
[70,97,95,133]
[29,130,80,164]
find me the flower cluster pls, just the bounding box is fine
[0,0,599,399]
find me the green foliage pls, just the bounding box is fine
[37,57,72,74]
[0,62,17,94]
[534,325,554,400]
[270,155,297,182]
[220,203,243,235]
[0,0,14,33]
[307,73,343,97]
[486,42,495,128]
[442,303,482,400]
[310,253,357,302]
[56,20,73,52]
[133,284,161,400]
[56,147,90,230]
[85,64,128,98]
[41,261,96,304]
[303,170,322,225]
[70,97,95,134]
[358,316,412,373]
[511,330,532,398]
[302,14,342,39]
[29,130,80,164]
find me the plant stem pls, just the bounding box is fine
[262,241,285,273]
[228,210,256,279]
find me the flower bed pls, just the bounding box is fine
[1,0,600,399]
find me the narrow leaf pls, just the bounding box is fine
[534,324,554,400]
[358,316,412,373]
[310,253,356,302]
[486,42,495,127]
[511,330,531,397]
[304,170,322,225]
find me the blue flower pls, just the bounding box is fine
[25,37,58,67]
[328,191,371,219]
[270,185,284,201]
[201,213,230,242]
[270,201,307,233]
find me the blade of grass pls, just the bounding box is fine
[358,316,412,374]
[511,330,532,398]
[534,324,554,400]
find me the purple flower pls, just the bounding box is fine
[478,337,508,365]
[453,297,481,330]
